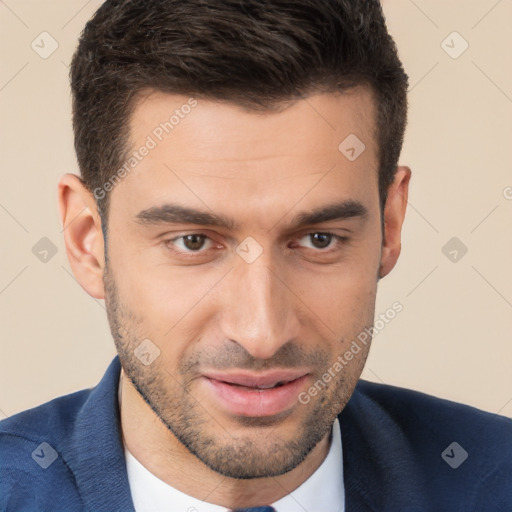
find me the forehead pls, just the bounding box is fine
[110,88,379,228]
[130,87,377,163]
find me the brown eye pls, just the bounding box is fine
[309,233,332,249]
[181,234,207,251]
[295,232,348,252]
[168,234,213,253]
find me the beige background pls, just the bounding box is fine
[0,0,511,419]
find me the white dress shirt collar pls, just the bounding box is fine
[124,418,345,512]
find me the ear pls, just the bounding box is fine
[58,173,106,299]
[379,166,411,279]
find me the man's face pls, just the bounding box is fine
[104,88,383,478]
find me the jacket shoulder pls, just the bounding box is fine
[354,379,512,441]
[0,389,93,511]
[347,380,512,509]
[0,387,91,439]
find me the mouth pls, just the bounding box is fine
[205,370,307,388]
[226,381,289,390]
[201,370,310,417]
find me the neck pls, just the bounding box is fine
[119,370,332,508]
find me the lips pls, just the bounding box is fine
[201,370,309,417]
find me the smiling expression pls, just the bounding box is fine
[102,87,389,478]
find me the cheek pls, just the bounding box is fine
[290,246,380,329]
[113,259,221,359]
[299,274,376,338]
[109,234,204,313]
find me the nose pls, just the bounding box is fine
[219,253,301,360]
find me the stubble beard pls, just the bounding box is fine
[103,265,372,479]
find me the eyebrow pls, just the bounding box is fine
[135,204,236,230]
[291,200,368,227]
[134,200,368,231]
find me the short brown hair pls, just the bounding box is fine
[70,0,408,230]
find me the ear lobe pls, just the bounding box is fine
[379,166,411,279]
[58,173,106,299]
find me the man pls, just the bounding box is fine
[1,0,511,510]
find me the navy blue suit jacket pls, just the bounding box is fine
[1,357,511,511]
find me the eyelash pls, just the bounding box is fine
[164,232,349,256]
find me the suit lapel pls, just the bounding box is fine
[66,357,135,511]
[339,382,430,512]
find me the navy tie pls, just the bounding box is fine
[231,508,276,512]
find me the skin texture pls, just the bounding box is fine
[58,88,410,508]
